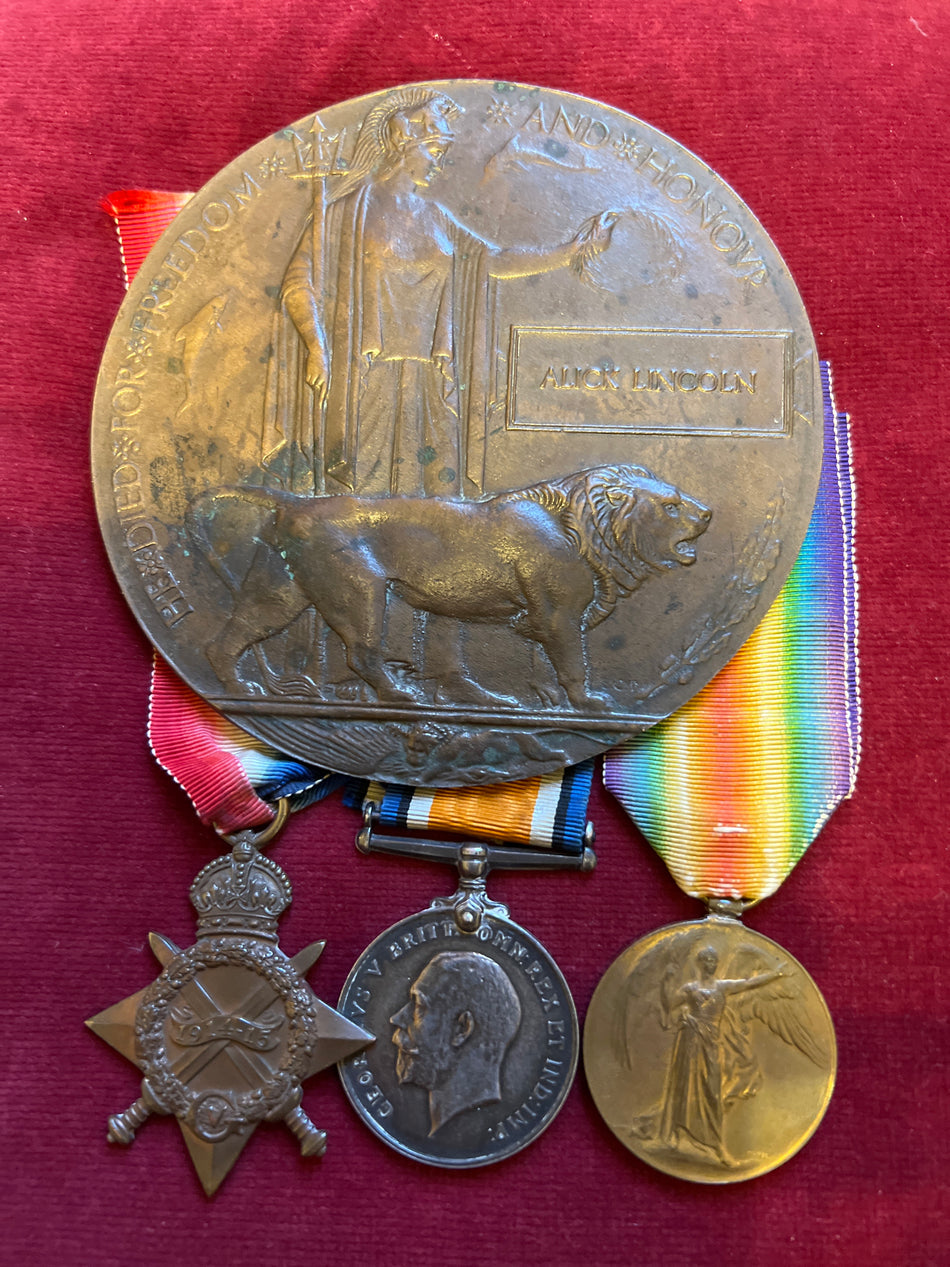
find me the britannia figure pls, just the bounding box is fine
[262,86,618,497]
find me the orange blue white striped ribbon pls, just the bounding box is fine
[604,365,859,903]
[354,763,595,854]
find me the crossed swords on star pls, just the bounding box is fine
[154,932,303,1089]
[102,932,329,1159]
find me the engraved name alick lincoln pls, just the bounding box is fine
[261,86,619,498]
[390,951,522,1136]
[627,942,829,1167]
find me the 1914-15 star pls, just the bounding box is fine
[87,840,373,1195]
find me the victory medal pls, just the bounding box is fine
[584,914,837,1183]
[584,386,858,1182]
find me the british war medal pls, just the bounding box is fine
[336,767,596,1166]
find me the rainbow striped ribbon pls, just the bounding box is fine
[604,365,860,903]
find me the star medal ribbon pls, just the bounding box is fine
[584,374,860,1183]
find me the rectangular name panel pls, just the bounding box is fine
[507,327,792,437]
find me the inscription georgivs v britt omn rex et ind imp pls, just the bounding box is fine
[338,907,577,1166]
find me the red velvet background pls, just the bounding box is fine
[2,2,948,1264]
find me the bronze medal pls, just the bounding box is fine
[86,819,373,1194]
[583,914,836,1183]
[91,81,822,786]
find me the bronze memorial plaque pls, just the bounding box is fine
[92,82,822,785]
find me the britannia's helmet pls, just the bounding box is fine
[331,87,461,198]
[384,97,456,154]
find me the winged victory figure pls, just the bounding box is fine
[615,926,830,1168]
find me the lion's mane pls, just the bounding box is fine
[498,464,680,629]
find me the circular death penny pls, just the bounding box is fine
[337,909,577,1167]
[92,81,823,785]
[583,919,836,1183]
